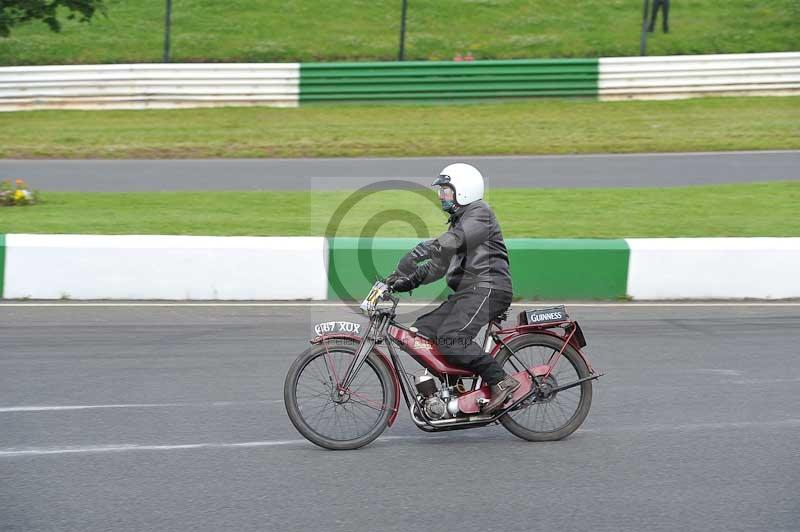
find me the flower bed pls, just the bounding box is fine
[1,179,39,206]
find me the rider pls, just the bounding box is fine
[389,163,519,413]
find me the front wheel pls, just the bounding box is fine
[496,333,593,442]
[284,340,396,450]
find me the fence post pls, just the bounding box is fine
[163,0,173,63]
[398,0,408,61]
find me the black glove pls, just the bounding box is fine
[391,276,416,293]
[385,271,401,285]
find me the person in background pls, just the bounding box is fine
[648,0,670,33]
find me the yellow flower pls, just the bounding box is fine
[14,190,25,201]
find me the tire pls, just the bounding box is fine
[284,340,396,450]
[496,333,592,442]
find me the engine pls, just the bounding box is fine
[422,395,449,420]
[416,372,461,420]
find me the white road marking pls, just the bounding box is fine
[0,435,448,457]
[0,441,307,457]
[2,419,798,458]
[730,377,800,385]
[0,400,283,413]
[695,369,744,376]
[581,419,800,434]
[2,302,800,308]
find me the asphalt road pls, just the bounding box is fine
[2,151,798,191]
[1,303,798,532]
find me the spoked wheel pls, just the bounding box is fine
[284,340,396,450]
[496,333,592,441]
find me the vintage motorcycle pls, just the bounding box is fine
[284,280,601,450]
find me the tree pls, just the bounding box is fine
[0,0,106,38]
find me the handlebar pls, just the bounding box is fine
[375,276,400,311]
[379,279,399,302]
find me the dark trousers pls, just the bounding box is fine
[648,0,669,32]
[413,286,512,385]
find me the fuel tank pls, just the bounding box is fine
[388,325,473,377]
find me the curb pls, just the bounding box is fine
[326,237,629,301]
[0,234,5,299]
[2,235,800,301]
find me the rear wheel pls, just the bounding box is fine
[284,340,396,450]
[496,333,592,441]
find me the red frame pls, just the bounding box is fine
[310,315,593,426]
[492,321,594,374]
[387,319,593,377]
[388,325,473,377]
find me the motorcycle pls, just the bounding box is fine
[284,280,602,450]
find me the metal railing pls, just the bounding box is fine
[1,52,798,111]
[299,59,599,102]
[0,63,300,111]
[599,52,800,100]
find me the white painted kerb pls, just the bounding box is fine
[626,238,800,300]
[4,234,328,300]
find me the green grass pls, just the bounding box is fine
[0,0,798,65]
[1,183,798,238]
[1,96,798,159]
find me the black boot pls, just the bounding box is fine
[483,376,520,413]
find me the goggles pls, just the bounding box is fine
[437,186,455,201]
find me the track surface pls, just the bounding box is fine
[2,151,798,191]
[1,304,798,532]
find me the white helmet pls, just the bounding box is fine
[432,163,484,206]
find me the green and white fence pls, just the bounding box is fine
[2,234,800,301]
[598,52,800,100]
[0,63,301,111]
[1,52,797,111]
[299,59,598,102]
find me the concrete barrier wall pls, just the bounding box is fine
[328,237,448,301]
[507,239,629,300]
[626,238,800,299]
[1,235,799,300]
[0,234,5,298]
[327,238,629,301]
[2,234,327,300]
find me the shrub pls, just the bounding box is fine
[0,179,40,206]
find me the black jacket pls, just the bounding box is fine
[397,200,513,293]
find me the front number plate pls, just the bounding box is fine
[314,321,362,336]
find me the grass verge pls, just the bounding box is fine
[0,0,797,65]
[1,96,798,159]
[1,182,798,238]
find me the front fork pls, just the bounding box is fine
[337,312,391,392]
